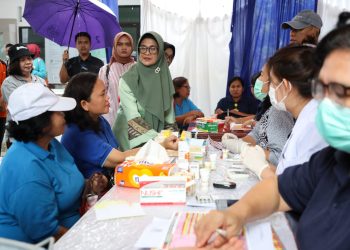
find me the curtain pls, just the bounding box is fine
[141,0,233,116]
[318,0,350,38]
[227,0,317,97]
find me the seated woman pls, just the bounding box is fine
[215,76,257,119]
[229,46,328,179]
[113,31,177,151]
[222,64,294,167]
[195,18,350,249]
[61,72,178,179]
[225,70,271,127]
[173,76,204,129]
[0,83,83,243]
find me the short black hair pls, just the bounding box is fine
[7,111,53,142]
[63,72,101,132]
[228,76,244,88]
[164,42,176,57]
[75,32,91,43]
[173,76,188,98]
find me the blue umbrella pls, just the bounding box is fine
[23,0,122,50]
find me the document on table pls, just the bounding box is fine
[134,217,172,249]
[245,221,274,250]
[94,200,145,221]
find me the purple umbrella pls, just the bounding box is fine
[23,0,122,50]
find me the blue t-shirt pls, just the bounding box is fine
[0,139,84,243]
[61,116,119,178]
[175,98,201,116]
[278,147,350,250]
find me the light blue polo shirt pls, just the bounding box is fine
[175,98,201,116]
[0,139,84,243]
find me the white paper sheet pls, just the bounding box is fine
[134,217,172,249]
[94,200,145,221]
[245,221,274,250]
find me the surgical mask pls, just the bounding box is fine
[254,79,267,101]
[268,82,288,111]
[316,98,350,153]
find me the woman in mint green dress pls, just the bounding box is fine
[113,31,177,150]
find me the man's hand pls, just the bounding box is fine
[195,209,244,248]
[62,49,69,63]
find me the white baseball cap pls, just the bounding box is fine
[8,83,76,123]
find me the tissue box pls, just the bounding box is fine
[115,161,175,188]
[196,118,224,133]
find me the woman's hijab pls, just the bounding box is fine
[121,31,174,131]
[110,32,134,65]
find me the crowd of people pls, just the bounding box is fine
[0,8,349,250]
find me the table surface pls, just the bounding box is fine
[54,158,297,250]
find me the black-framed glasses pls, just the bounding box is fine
[138,46,158,55]
[311,78,350,100]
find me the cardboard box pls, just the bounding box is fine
[115,161,175,188]
[139,176,187,205]
[195,118,224,133]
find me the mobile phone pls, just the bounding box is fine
[213,181,236,189]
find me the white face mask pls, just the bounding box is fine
[268,81,289,111]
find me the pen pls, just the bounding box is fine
[207,228,228,244]
[227,109,229,117]
[216,228,228,239]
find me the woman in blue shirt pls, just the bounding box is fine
[61,72,178,179]
[0,83,84,243]
[173,76,204,129]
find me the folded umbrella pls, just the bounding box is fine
[23,0,122,50]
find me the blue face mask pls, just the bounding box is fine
[316,98,350,153]
[254,79,267,101]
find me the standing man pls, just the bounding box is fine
[282,10,323,46]
[59,32,104,83]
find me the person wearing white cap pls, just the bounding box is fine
[0,83,84,243]
[282,9,323,46]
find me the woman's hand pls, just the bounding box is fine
[90,172,109,196]
[242,119,256,128]
[224,117,237,130]
[195,209,244,248]
[215,108,224,115]
[161,135,179,150]
[183,115,197,125]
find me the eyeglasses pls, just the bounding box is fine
[312,78,350,102]
[138,46,158,55]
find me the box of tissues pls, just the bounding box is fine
[114,140,175,188]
